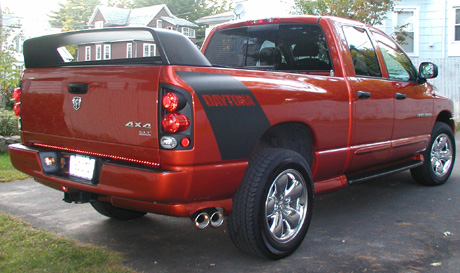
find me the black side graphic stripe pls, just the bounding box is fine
[177,71,271,160]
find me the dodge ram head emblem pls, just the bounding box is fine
[72,97,82,110]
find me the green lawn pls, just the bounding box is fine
[0,213,136,273]
[0,156,137,272]
[0,153,28,183]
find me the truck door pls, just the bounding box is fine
[342,26,395,173]
[371,31,433,161]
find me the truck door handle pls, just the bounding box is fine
[395,93,406,100]
[68,83,88,94]
[357,91,371,99]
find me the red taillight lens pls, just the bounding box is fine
[162,92,179,112]
[12,87,21,102]
[13,103,21,117]
[162,113,190,133]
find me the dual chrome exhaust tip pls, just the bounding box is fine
[192,208,224,229]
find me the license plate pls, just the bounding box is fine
[69,155,96,180]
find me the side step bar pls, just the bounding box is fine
[347,160,423,185]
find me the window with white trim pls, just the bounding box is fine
[455,7,460,41]
[103,44,111,60]
[143,43,156,57]
[393,7,419,56]
[95,21,104,29]
[448,4,460,56]
[181,27,195,38]
[127,43,133,58]
[85,46,91,61]
[96,44,102,60]
[157,20,163,28]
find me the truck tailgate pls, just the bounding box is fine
[21,66,161,163]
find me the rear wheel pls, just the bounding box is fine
[411,122,456,186]
[90,201,147,220]
[228,148,314,259]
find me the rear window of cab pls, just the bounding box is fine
[204,24,333,73]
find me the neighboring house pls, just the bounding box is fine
[378,0,459,59]
[1,14,24,71]
[0,12,59,108]
[196,0,294,38]
[81,4,198,61]
[1,14,59,71]
[378,0,460,119]
[196,11,236,38]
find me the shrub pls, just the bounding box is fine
[0,109,19,136]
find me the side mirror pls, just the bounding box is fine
[419,62,438,79]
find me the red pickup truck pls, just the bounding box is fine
[9,16,455,259]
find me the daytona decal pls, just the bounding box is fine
[176,71,271,160]
[202,94,255,107]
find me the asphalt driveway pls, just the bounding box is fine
[1,137,460,272]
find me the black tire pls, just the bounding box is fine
[228,148,314,259]
[411,122,456,186]
[90,201,147,220]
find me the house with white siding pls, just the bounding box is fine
[378,0,459,58]
[378,0,460,118]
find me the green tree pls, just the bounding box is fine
[295,0,396,26]
[0,11,22,109]
[49,0,101,31]
[206,0,232,15]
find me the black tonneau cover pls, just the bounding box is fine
[23,27,211,68]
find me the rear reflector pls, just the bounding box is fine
[180,137,191,148]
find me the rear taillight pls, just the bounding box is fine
[159,87,193,150]
[11,87,21,117]
[162,92,179,112]
[162,113,190,133]
[12,87,21,102]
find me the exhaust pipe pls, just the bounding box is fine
[210,209,224,228]
[193,211,210,229]
[192,208,224,229]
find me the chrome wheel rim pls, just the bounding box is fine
[265,169,308,243]
[431,133,453,177]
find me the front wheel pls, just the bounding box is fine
[228,148,314,259]
[411,122,456,186]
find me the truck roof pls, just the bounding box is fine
[212,15,369,31]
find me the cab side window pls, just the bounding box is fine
[342,26,382,77]
[372,31,417,81]
[276,24,332,72]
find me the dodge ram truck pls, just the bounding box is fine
[9,16,455,259]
